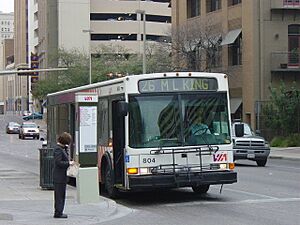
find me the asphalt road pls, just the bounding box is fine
[0,114,299,225]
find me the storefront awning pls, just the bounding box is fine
[230,98,242,114]
[220,29,242,46]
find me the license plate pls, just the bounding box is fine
[247,154,255,159]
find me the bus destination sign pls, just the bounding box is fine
[138,77,218,93]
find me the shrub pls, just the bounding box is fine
[285,134,300,147]
[271,134,300,147]
[271,136,285,147]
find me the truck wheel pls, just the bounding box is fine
[104,164,119,199]
[192,184,210,194]
[256,159,267,167]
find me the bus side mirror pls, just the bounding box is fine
[117,101,128,117]
[235,124,244,137]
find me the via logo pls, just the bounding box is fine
[213,153,227,162]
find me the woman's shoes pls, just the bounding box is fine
[54,214,68,218]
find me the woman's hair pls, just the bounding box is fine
[57,132,72,145]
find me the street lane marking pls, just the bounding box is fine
[225,188,277,199]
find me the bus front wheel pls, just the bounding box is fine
[192,184,210,194]
[104,164,119,199]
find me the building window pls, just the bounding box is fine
[90,13,171,23]
[206,0,221,13]
[91,33,137,41]
[144,35,171,42]
[288,24,300,67]
[187,0,201,18]
[228,0,242,6]
[228,34,242,66]
[90,13,137,21]
[146,15,171,23]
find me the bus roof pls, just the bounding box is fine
[47,72,227,97]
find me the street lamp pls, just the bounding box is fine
[136,9,146,74]
[82,29,93,84]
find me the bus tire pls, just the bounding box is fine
[104,164,119,199]
[192,184,210,194]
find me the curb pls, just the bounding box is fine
[269,155,300,161]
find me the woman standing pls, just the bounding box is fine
[53,132,73,219]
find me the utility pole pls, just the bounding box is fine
[82,29,93,84]
[136,9,146,74]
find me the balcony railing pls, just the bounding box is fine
[271,52,300,71]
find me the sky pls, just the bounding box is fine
[0,0,14,13]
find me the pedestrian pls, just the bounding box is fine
[53,132,74,219]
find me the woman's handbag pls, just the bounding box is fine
[67,162,80,177]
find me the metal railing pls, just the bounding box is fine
[149,146,219,175]
[271,52,300,71]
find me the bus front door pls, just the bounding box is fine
[112,100,126,187]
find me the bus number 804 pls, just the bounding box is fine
[142,158,156,164]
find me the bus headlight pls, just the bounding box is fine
[219,163,227,170]
[139,168,149,175]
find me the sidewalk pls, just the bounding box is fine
[269,147,300,160]
[0,113,133,225]
[0,169,133,225]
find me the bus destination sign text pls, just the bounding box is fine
[138,78,218,93]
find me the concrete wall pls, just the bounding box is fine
[91,0,171,54]
[58,0,90,53]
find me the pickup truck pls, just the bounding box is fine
[232,122,270,166]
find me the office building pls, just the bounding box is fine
[171,0,300,132]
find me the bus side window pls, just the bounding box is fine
[98,99,109,146]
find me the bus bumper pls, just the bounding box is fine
[128,170,237,190]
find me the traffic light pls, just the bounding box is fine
[30,52,39,84]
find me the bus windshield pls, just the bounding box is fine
[129,93,231,148]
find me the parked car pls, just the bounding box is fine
[6,122,20,134]
[22,112,43,121]
[22,110,32,116]
[19,122,40,139]
[232,122,270,167]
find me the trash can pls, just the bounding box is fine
[39,148,54,189]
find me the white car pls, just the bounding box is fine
[19,122,40,139]
[22,110,32,116]
[232,122,270,166]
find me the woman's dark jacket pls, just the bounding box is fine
[53,144,69,184]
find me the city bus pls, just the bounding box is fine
[47,72,237,198]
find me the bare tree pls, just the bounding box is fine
[172,19,223,72]
[145,40,174,73]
